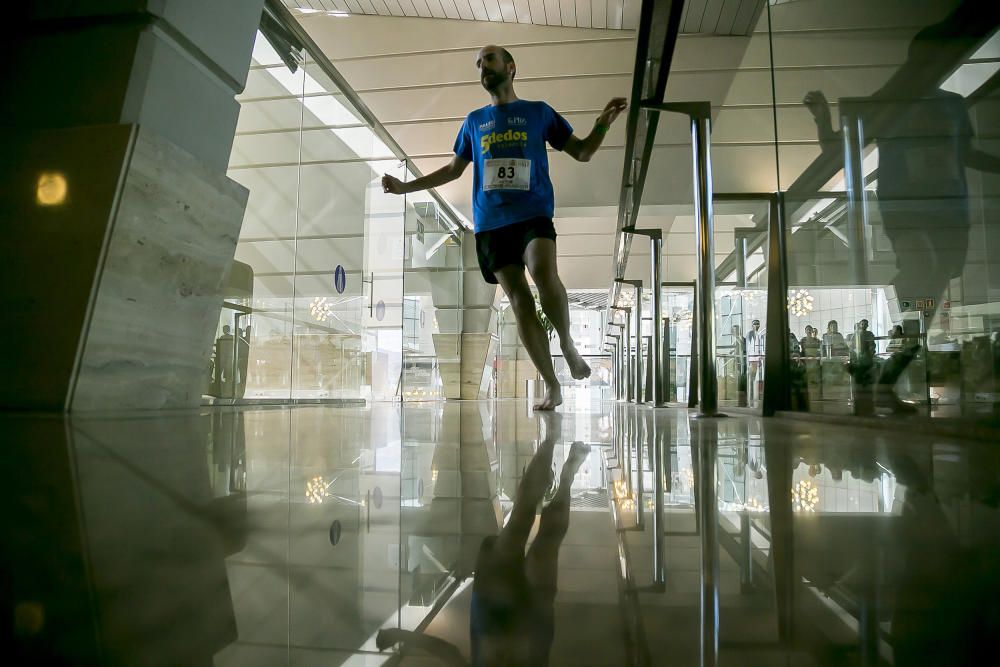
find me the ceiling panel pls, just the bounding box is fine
[286,0,762,33]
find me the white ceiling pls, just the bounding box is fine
[282,0,643,30]
[234,1,957,292]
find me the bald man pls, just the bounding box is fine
[383,45,626,410]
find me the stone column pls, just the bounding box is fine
[0,1,265,411]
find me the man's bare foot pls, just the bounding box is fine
[534,384,563,411]
[563,346,592,380]
[565,441,591,469]
[537,410,563,441]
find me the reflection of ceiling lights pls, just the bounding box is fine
[738,289,759,304]
[615,290,635,308]
[309,297,333,323]
[791,479,819,512]
[306,475,329,504]
[788,289,814,317]
[744,497,766,513]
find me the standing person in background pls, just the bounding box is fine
[745,319,765,400]
[822,320,848,358]
[801,325,822,357]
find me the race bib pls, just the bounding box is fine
[484,158,531,191]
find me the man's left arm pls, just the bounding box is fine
[563,97,627,162]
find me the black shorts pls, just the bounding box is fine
[475,216,557,284]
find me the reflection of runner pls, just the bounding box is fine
[376,413,588,666]
[382,45,626,410]
[803,7,1000,411]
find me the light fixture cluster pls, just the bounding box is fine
[615,290,636,308]
[309,296,333,323]
[788,289,815,317]
[306,475,329,504]
[791,479,819,512]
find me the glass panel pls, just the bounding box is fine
[715,199,770,411]
[771,1,999,419]
[663,286,695,403]
[223,32,305,401]
[400,196,463,402]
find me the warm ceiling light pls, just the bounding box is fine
[787,289,814,317]
[36,172,67,206]
[791,479,819,512]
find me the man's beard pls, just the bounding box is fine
[481,70,507,92]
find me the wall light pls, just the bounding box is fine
[36,172,67,206]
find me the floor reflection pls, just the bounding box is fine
[379,413,589,665]
[1,402,997,666]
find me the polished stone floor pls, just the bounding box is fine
[2,397,998,666]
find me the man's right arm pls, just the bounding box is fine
[803,90,841,150]
[382,154,470,195]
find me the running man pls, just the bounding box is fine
[382,44,627,410]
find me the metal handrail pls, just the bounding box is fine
[607,0,686,319]
[263,0,470,239]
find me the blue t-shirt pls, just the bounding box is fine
[453,99,573,233]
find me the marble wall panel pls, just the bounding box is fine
[72,127,248,410]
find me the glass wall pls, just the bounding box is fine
[771,0,1000,418]
[209,30,464,403]
[496,297,613,402]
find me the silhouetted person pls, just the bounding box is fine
[848,319,878,413]
[822,320,848,358]
[376,413,589,666]
[801,325,822,357]
[215,325,235,397]
[746,319,764,399]
[788,330,801,357]
[887,324,905,353]
[804,1,1000,411]
[236,326,250,398]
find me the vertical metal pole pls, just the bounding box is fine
[735,235,748,289]
[611,342,620,400]
[635,410,645,529]
[763,194,792,416]
[625,310,633,402]
[651,411,665,584]
[841,101,869,286]
[692,114,718,416]
[651,236,666,407]
[634,286,644,403]
[664,317,672,402]
[688,282,699,409]
[695,420,720,667]
[624,405,634,497]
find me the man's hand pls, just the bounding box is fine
[803,90,831,125]
[597,97,628,126]
[381,174,406,195]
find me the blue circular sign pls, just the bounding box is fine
[334,265,346,294]
[376,300,386,321]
